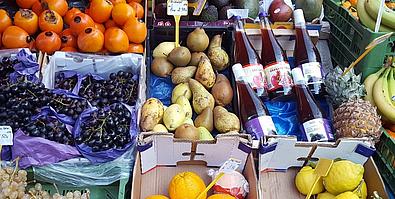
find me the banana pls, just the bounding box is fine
[364,67,386,106]
[357,0,395,32]
[373,67,395,123]
[365,0,395,29]
[388,67,395,106]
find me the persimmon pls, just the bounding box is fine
[85,8,91,15]
[40,0,68,16]
[2,26,33,49]
[127,0,142,4]
[14,9,39,35]
[39,10,64,34]
[0,33,2,48]
[77,27,104,53]
[128,43,144,53]
[110,0,127,4]
[64,8,82,25]
[95,23,106,33]
[104,27,129,53]
[123,17,147,43]
[32,1,43,15]
[70,13,95,36]
[61,46,78,52]
[112,3,135,26]
[105,19,117,29]
[16,0,38,9]
[36,31,61,54]
[90,0,113,23]
[129,2,144,19]
[0,9,12,33]
[60,29,77,48]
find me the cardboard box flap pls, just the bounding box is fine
[259,137,375,171]
[138,133,252,173]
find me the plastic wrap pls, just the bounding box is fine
[1,146,11,161]
[32,145,135,186]
[209,169,249,199]
[73,103,138,163]
[9,49,40,84]
[12,130,81,169]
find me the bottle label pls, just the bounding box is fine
[301,118,334,142]
[264,61,293,91]
[242,64,267,90]
[300,62,323,85]
[245,116,277,139]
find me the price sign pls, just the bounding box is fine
[0,126,13,145]
[219,158,242,173]
[167,0,188,16]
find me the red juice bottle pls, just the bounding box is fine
[234,16,268,98]
[293,9,325,96]
[259,12,293,100]
[292,68,334,142]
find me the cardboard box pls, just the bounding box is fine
[259,137,389,199]
[131,133,258,199]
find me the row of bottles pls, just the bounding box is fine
[233,9,333,142]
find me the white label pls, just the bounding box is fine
[242,64,267,89]
[219,158,242,173]
[167,0,188,16]
[301,62,323,85]
[227,9,249,19]
[302,119,328,142]
[264,61,293,91]
[0,126,13,145]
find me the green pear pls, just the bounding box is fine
[171,83,192,103]
[174,124,200,140]
[176,95,193,119]
[198,127,214,141]
[195,57,216,89]
[194,107,214,132]
[188,78,215,114]
[163,104,186,131]
[213,106,240,133]
[183,118,194,126]
[152,124,168,133]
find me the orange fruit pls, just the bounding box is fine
[105,19,118,29]
[112,3,135,26]
[64,8,82,25]
[349,0,358,7]
[110,0,127,4]
[95,22,106,33]
[61,46,78,52]
[89,0,113,23]
[123,17,147,43]
[104,27,129,53]
[40,0,69,16]
[145,195,169,199]
[14,9,39,35]
[127,0,142,4]
[129,1,144,19]
[0,9,12,33]
[16,0,38,9]
[386,129,395,140]
[2,26,33,49]
[38,10,64,34]
[128,43,144,53]
[77,27,104,53]
[207,194,236,199]
[168,172,206,199]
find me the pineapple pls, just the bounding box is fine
[325,67,382,142]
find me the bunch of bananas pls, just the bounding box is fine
[364,57,395,124]
[357,0,395,32]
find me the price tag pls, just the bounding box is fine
[219,158,242,173]
[167,0,188,16]
[0,126,13,146]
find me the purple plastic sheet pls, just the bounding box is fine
[55,71,82,94]
[73,103,137,163]
[12,130,81,169]
[1,146,11,161]
[9,49,40,84]
[32,106,76,126]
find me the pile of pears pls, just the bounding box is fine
[140,28,239,140]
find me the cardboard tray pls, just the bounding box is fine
[258,136,389,198]
[132,133,258,198]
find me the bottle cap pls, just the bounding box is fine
[293,9,306,26]
[291,67,305,85]
[232,63,246,81]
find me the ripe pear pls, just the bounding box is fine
[189,52,208,66]
[186,27,210,52]
[194,107,214,132]
[198,127,214,141]
[152,124,168,133]
[163,104,186,131]
[213,106,240,133]
[189,78,215,114]
[171,66,197,84]
[174,124,200,140]
[208,35,230,71]
[183,118,194,126]
[171,82,192,103]
[167,46,191,67]
[211,74,233,106]
[140,98,164,131]
[151,57,174,77]
[195,57,216,89]
[153,42,175,58]
[175,95,193,119]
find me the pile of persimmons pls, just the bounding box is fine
[0,0,147,54]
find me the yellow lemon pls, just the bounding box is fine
[353,180,368,199]
[295,166,325,195]
[335,191,360,199]
[145,195,169,199]
[317,192,336,199]
[323,160,364,195]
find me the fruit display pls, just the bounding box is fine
[0,0,146,54]
[141,27,238,138]
[295,159,367,198]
